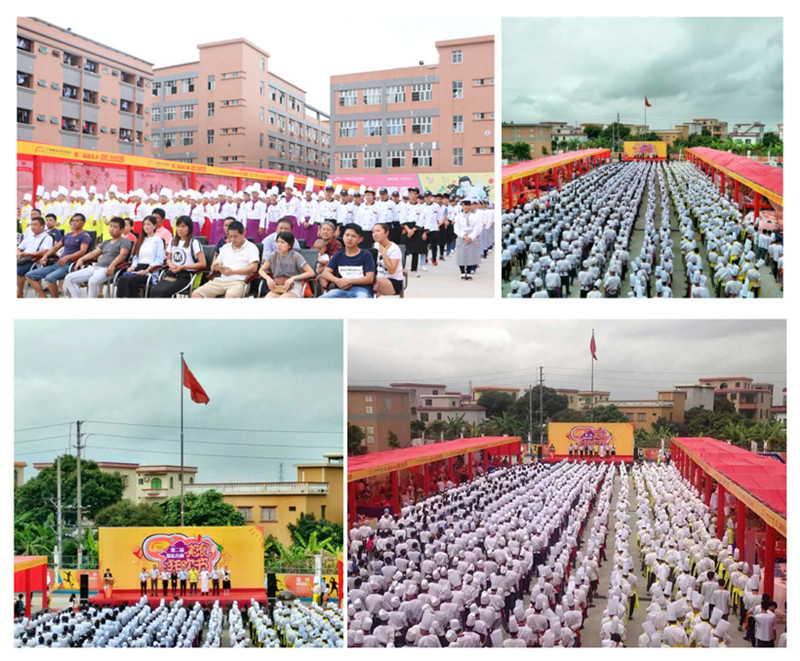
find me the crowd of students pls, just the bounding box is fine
[18,179,494,298]
[502,160,782,299]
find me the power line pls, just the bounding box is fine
[85,445,337,461]
[14,423,72,433]
[83,420,339,434]
[83,432,337,449]
[15,434,73,445]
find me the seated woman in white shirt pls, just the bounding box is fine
[371,223,403,296]
[116,215,166,297]
[149,215,207,298]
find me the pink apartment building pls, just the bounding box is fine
[17,17,152,154]
[329,35,494,176]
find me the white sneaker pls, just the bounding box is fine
[421,266,428,271]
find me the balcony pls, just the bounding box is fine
[185,482,328,496]
[142,488,169,498]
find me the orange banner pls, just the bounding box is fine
[623,141,667,158]
[547,423,634,455]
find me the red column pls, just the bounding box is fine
[391,470,400,515]
[717,484,726,541]
[720,172,725,196]
[467,453,473,481]
[483,450,489,473]
[447,457,454,483]
[704,473,712,506]
[126,164,135,192]
[534,173,540,198]
[753,193,761,221]
[348,481,357,527]
[763,525,776,597]
[33,155,43,202]
[422,463,431,496]
[734,179,740,201]
[736,500,746,556]
[190,172,198,191]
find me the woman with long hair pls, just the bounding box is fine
[148,215,206,297]
[116,215,165,297]
[371,222,404,296]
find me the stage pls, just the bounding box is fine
[549,455,634,465]
[89,588,265,608]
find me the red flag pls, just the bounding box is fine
[645,97,652,107]
[590,332,598,361]
[183,359,209,404]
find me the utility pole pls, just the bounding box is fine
[278,463,284,482]
[528,383,533,451]
[538,367,545,448]
[75,420,83,570]
[56,456,63,575]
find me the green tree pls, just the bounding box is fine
[161,490,245,527]
[411,419,427,438]
[484,411,525,436]
[443,414,466,440]
[751,420,787,452]
[94,500,164,527]
[348,424,366,456]
[14,512,57,556]
[287,513,343,553]
[511,142,531,161]
[387,430,401,449]
[584,124,603,140]
[602,123,631,143]
[512,386,569,422]
[14,454,125,525]
[477,391,515,418]
[426,419,446,439]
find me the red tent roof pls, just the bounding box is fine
[688,147,783,206]
[672,437,786,530]
[502,149,610,185]
[348,436,522,482]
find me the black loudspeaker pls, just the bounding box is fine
[80,573,89,604]
[266,573,277,600]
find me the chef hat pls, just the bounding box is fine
[334,185,342,196]
[285,174,295,189]
[642,620,656,637]
[710,606,723,626]
[160,188,173,198]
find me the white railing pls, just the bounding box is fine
[185,482,328,496]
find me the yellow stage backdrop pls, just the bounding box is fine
[99,526,264,590]
[547,423,634,455]
[623,141,667,158]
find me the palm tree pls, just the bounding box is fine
[750,420,786,452]
[443,414,466,440]
[486,411,524,437]
[720,420,756,449]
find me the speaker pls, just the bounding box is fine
[80,573,89,604]
[266,573,277,600]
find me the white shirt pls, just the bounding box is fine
[216,240,259,281]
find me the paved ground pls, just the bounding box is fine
[404,248,495,299]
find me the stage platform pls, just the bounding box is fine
[550,455,634,464]
[89,588,265,608]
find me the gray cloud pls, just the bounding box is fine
[15,320,343,483]
[503,18,783,131]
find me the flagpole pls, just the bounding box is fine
[590,329,595,423]
[180,351,185,527]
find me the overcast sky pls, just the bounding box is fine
[503,17,783,132]
[349,320,786,404]
[15,320,343,483]
[25,4,492,114]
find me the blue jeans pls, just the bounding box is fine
[319,286,373,299]
[25,263,70,284]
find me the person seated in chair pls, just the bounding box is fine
[318,223,375,298]
[192,220,259,298]
[63,217,131,298]
[17,216,54,297]
[25,214,92,298]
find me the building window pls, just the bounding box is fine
[321,505,326,520]
[475,112,493,120]
[62,84,79,100]
[412,149,432,168]
[421,412,429,422]
[269,136,276,149]
[412,83,432,102]
[260,506,277,522]
[152,81,161,97]
[260,57,266,71]
[474,78,494,86]
[181,77,195,93]
[637,413,646,422]
[387,150,406,168]
[17,36,32,52]
[164,79,177,94]
[83,121,97,135]
[169,476,174,489]
[151,477,162,489]
[425,399,432,406]
[180,131,193,146]
[17,108,31,124]
[452,50,463,64]
[151,133,160,148]
[453,114,463,132]
[84,59,98,73]
[17,72,32,88]
[61,117,80,133]
[387,118,405,136]
[208,74,215,90]
[260,106,265,121]
[119,128,133,142]
[339,89,357,106]
[365,394,374,402]
[207,129,214,145]
[163,106,176,121]
[453,81,463,99]
[269,111,276,126]
[364,119,382,137]
[363,87,381,105]
[151,107,161,123]
[288,506,297,512]
[453,148,463,166]
[386,85,405,103]
[365,405,374,414]
[364,151,382,169]
[339,152,357,169]
[207,157,214,166]
[238,507,253,522]
[63,51,79,67]
[162,132,176,148]
[269,86,278,101]
[339,121,358,138]
[412,116,432,135]
[259,132,264,147]
[180,104,194,120]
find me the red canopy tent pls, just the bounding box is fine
[686,147,783,224]
[670,437,786,596]
[348,436,522,525]
[14,556,49,618]
[502,149,611,210]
